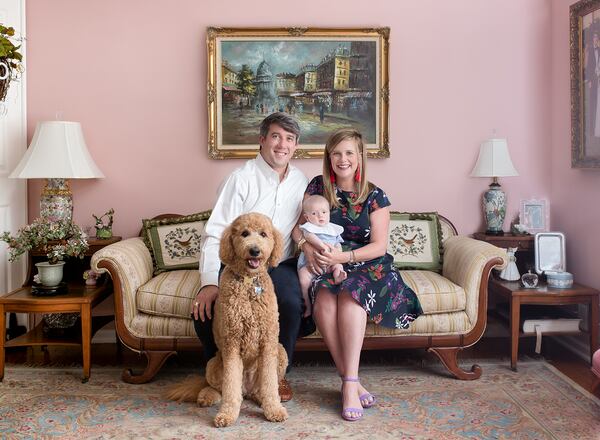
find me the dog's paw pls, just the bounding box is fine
[214,412,237,427]
[197,387,220,407]
[264,404,288,423]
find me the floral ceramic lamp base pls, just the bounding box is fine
[40,178,73,223]
[483,180,506,235]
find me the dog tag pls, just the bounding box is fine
[254,285,264,295]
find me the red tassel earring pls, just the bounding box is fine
[354,165,361,182]
[329,164,336,183]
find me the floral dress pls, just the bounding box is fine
[307,175,423,329]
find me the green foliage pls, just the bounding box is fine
[236,64,256,102]
[1,218,89,264]
[0,24,22,71]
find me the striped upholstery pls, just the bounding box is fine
[129,313,198,338]
[305,311,471,338]
[91,222,507,340]
[439,217,455,243]
[443,236,507,328]
[401,270,465,315]
[133,269,466,321]
[137,270,200,318]
[91,237,154,337]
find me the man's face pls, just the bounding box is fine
[259,123,298,174]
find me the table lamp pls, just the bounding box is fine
[470,138,518,235]
[9,121,104,222]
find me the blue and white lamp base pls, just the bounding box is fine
[483,179,506,235]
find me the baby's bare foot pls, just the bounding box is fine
[333,269,347,285]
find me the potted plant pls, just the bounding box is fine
[0,23,23,101]
[0,218,89,286]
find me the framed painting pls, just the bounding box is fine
[519,199,549,234]
[206,27,390,159]
[571,0,600,168]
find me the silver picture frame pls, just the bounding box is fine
[534,232,566,275]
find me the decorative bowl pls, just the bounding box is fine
[546,271,573,289]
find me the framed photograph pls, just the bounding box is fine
[520,199,549,234]
[206,27,390,159]
[570,0,600,168]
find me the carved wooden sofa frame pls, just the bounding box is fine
[92,214,506,384]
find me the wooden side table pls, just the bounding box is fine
[0,283,113,382]
[6,236,122,342]
[489,277,600,371]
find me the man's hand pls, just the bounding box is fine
[302,242,324,275]
[192,285,218,322]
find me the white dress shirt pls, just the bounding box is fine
[199,153,308,288]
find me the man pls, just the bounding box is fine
[192,112,310,402]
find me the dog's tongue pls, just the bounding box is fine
[248,259,260,269]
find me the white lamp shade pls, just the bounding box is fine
[470,138,518,178]
[9,121,105,179]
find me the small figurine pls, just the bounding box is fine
[499,247,520,281]
[83,269,102,286]
[510,215,529,235]
[93,208,114,239]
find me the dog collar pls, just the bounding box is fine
[238,275,264,296]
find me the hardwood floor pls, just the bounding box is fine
[4,331,599,398]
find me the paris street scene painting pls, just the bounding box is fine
[218,39,378,148]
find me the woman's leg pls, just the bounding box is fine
[312,288,344,370]
[337,292,368,417]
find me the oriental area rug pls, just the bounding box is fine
[0,361,598,439]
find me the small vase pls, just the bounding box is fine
[34,261,65,287]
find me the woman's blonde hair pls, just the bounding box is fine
[322,128,372,208]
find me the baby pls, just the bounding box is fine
[297,194,347,317]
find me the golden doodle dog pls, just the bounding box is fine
[166,213,289,427]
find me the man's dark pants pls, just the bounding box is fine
[193,257,314,373]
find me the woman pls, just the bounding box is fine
[297,128,423,421]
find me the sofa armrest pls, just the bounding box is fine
[91,237,154,327]
[442,236,507,325]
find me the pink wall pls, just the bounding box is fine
[26,0,552,241]
[551,0,600,290]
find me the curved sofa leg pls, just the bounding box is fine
[121,350,176,384]
[428,347,482,380]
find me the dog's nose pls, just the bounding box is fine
[249,247,261,257]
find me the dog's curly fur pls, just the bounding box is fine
[165,213,289,427]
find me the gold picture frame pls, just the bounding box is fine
[570,0,600,168]
[207,27,390,159]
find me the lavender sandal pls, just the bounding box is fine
[339,374,376,408]
[341,377,363,421]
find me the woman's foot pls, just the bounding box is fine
[341,377,363,421]
[339,374,375,408]
[356,382,375,408]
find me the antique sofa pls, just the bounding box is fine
[91,213,506,384]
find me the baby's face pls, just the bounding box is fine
[304,202,330,226]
